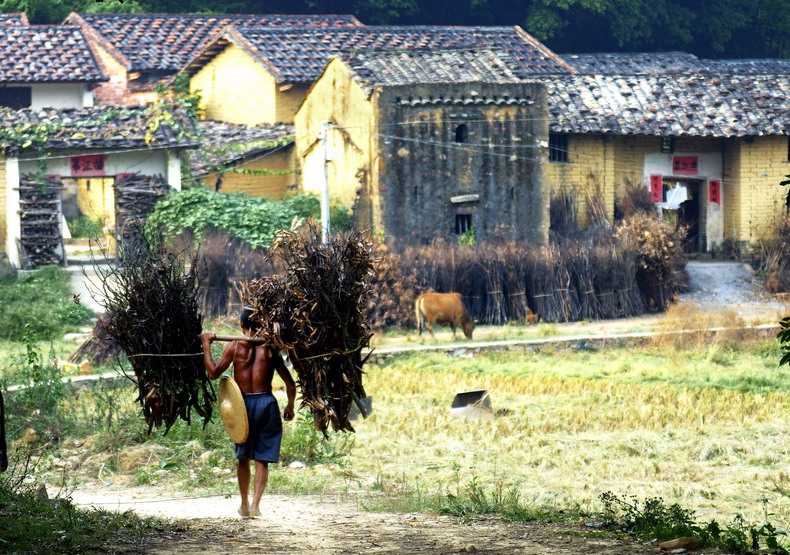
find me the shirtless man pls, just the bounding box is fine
[200,306,296,518]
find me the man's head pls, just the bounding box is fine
[240,305,262,333]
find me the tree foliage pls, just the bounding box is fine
[2,0,788,57]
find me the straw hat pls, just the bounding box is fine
[218,376,249,444]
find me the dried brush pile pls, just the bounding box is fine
[616,213,688,312]
[242,228,373,434]
[757,214,790,293]
[68,315,122,366]
[196,229,277,319]
[98,232,214,434]
[365,243,419,331]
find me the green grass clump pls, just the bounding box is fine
[0,470,178,553]
[0,266,94,341]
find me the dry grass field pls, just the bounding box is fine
[346,310,790,532]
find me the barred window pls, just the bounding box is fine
[549,133,568,162]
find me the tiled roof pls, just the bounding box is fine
[0,106,198,152]
[562,52,706,75]
[0,13,28,25]
[342,48,528,96]
[547,74,790,137]
[188,120,294,176]
[185,25,574,84]
[65,12,364,71]
[0,26,106,83]
[702,58,790,74]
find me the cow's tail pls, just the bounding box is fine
[415,296,424,335]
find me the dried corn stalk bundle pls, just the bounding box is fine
[242,228,373,434]
[98,232,214,434]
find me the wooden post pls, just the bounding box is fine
[0,390,7,472]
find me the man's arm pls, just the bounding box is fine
[273,352,296,421]
[200,332,234,380]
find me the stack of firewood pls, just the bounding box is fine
[98,232,214,434]
[114,173,169,247]
[18,174,63,268]
[242,226,373,434]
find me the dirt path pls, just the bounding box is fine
[70,487,666,554]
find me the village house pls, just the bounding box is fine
[294,48,549,244]
[187,120,295,198]
[545,52,790,254]
[181,24,570,201]
[63,12,363,107]
[182,24,573,126]
[0,24,196,268]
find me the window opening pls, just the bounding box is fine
[454,124,468,144]
[0,87,31,109]
[549,134,568,162]
[455,214,472,234]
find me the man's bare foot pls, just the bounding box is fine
[249,507,261,517]
[238,506,250,518]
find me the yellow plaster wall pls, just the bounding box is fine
[202,148,296,199]
[191,45,279,124]
[0,156,7,252]
[276,85,310,125]
[722,140,743,245]
[295,59,377,220]
[736,136,790,245]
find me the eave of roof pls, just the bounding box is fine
[0,106,199,153]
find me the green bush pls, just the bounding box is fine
[0,267,94,341]
[66,216,104,239]
[0,466,173,553]
[146,188,331,248]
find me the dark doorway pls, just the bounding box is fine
[677,180,702,252]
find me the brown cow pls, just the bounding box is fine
[415,292,475,341]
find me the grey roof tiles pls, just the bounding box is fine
[186,25,574,84]
[0,26,106,83]
[65,12,364,71]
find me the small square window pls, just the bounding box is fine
[549,134,568,162]
[455,214,472,234]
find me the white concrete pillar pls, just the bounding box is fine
[166,150,182,190]
[5,156,20,267]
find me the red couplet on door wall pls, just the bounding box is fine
[709,179,721,205]
[650,175,663,202]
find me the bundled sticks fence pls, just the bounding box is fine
[399,238,647,325]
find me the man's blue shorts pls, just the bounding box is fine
[235,392,282,463]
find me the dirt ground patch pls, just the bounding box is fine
[69,487,669,554]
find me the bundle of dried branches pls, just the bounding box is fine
[98,232,213,434]
[68,315,122,366]
[242,227,373,434]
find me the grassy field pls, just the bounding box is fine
[3,301,790,549]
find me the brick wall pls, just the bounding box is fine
[202,147,296,199]
[88,41,139,106]
[544,134,615,225]
[738,136,790,246]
